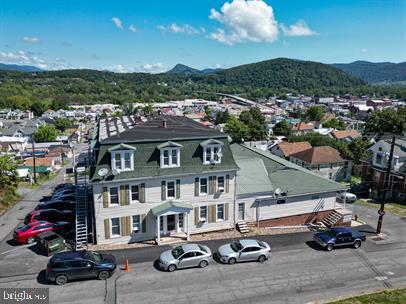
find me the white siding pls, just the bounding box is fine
[93,172,236,244]
[237,192,337,223]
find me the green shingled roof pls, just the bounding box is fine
[231,144,345,196]
[91,137,238,182]
[236,158,273,195]
[18,166,50,173]
[151,200,193,216]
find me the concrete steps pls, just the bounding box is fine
[237,221,250,234]
[322,210,342,227]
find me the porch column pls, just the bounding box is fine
[175,214,180,233]
[156,216,160,245]
[163,216,167,235]
[185,212,190,241]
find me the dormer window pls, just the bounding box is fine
[200,139,224,165]
[157,141,182,168]
[108,144,136,172]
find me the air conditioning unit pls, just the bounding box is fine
[218,187,224,192]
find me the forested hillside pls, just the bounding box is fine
[0,58,405,111]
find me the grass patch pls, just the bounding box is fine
[355,199,406,217]
[329,288,406,304]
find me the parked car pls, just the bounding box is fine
[46,250,118,285]
[313,227,366,251]
[36,200,76,211]
[52,189,76,199]
[217,239,271,264]
[159,244,212,272]
[53,183,75,193]
[14,221,74,244]
[24,209,74,225]
[51,194,77,202]
[337,192,357,203]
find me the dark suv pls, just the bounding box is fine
[46,250,118,285]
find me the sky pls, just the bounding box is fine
[0,0,404,72]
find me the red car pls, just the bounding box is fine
[13,221,73,244]
[24,209,74,225]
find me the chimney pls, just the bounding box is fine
[162,120,167,128]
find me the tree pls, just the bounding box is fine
[215,109,230,124]
[323,118,346,130]
[0,155,18,189]
[364,107,406,136]
[34,125,57,142]
[239,107,267,140]
[30,101,48,117]
[348,138,371,164]
[224,116,249,143]
[273,120,291,136]
[204,106,212,120]
[306,106,325,121]
[142,104,154,115]
[54,118,73,132]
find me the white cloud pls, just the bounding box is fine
[361,48,368,53]
[157,23,204,35]
[106,62,166,74]
[111,17,123,29]
[280,20,318,37]
[0,50,74,70]
[208,0,278,45]
[22,36,40,44]
[129,24,138,32]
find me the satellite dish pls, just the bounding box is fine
[98,168,108,177]
[112,169,120,176]
[274,188,281,196]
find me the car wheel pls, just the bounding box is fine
[98,270,110,280]
[167,264,177,272]
[228,258,236,265]
[27,237,35,244]
[326,243,334,251]
[55,274,68,285]
[354,240,361,249]
[199,260,208,268]
[258,255,266,263]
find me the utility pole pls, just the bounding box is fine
[31,139,37,184]
[376,134,396,234]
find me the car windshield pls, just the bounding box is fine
[198,245,207,253]
[171,246,184,259]
[85,251,102,263]
[19,225,31,232]
[230,241,243,252]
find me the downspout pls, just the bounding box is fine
[233,172,237,230]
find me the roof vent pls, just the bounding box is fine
[162,120,167,128]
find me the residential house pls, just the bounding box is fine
[231,144,349,227]
[289,122,314,135]
[24,156,55,171]
[331,130,361,142]
[269,141,312,160]
[90,115,238,245]
[359,138,406,201]
[289,146,352,182]
[0,136,28,153]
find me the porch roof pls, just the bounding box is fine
[151,200,193,217]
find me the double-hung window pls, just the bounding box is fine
[160,148,180,168]
[167,181,176,199]
[111,218,120,237]
[131,185,139,202]
[109,187,119,206]
[114,153,121,170]
[216,204,225,221]
[111,150,134,172]
[199,206,208,222]
[217,176,225,192]
[200,178,208,195]
[132,215,141,233]
[124,152,132,170]
[203,144,222,165]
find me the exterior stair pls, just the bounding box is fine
[237,221,250,234]
[322,210,343,227]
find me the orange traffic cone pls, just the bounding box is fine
[124,259,129,272]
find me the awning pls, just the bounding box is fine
[151,200,193,217]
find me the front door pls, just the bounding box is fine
[167,215,176,233]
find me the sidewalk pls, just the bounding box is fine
[0,166,68,243]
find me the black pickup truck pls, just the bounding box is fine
[313,227,366,251]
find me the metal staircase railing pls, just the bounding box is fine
[305,199,325,224]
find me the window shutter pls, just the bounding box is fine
[213,176,217,193]
[141,214,146,233]
[103,187,108,208]
[225,203,229,221]
[140,183,146,203]
[120,185,126,206]
[161,181,166,201]
[120,217,127,236]
[104,219,110,239]
[194,178,199,196]
[226,174,230,193]
[209,205,216,223]
[125,185,130,205]
[194,207,199,225]
[176,179,181,199]
[209,176,213,195]
[126,216,131,235]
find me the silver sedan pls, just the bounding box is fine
[217,239,271,264]
[159,243,212,272]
